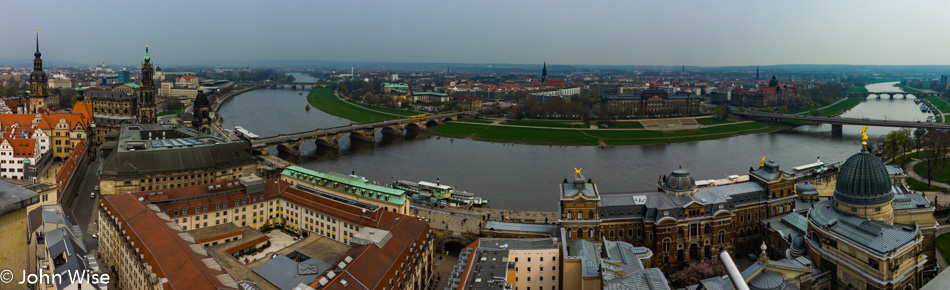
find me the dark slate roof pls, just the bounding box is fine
[809,200,920,254]
[598,181,767,222]
[561,174,599,200]
[483,221,558,235]
[750,161,791,182]
[99,124,256,177]
[747,270,786,290]
[662,168,696,192]
[252,253,329,290]
[833,150,894,206]
[796,182,817,194]
[0,179,39,215]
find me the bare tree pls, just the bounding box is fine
[914,128,927,158]
[922,130,950,187]
[676,258,727,286]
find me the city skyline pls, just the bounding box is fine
[2,1,950,66]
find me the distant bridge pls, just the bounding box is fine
[734,111,950,136]
[250,111,478,156]
[267,83,327,90]
[845,91,939,98]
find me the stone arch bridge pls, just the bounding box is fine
[249,111,477,156]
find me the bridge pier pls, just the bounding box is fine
[831,124,843,137]
[315,134,343,149]
[381,125,405,136]
[277,143,301,157]
[349,128,377,143]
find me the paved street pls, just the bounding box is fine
[68,159,101,253]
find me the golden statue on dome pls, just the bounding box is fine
[760,156,766,167]
[574,168,582,175]
[861,126,868,147]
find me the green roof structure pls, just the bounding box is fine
[281,166,408,206]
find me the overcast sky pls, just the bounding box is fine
[2,0,949,67]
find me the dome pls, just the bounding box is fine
[663,168,696,192]
[833,150,893,206]
[796,182,818,195]
[194,89,209,106]
[749,270,787,290]
[791,234,806,252]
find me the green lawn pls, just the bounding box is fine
[350,102,425,116]
[925,97,950,114]
[452,119,494,124]
[936,233,950,265]
[906,177,943,191]
[695,117,737,125]
[600,121,644,129]
[234,84,256,91]
[817,97,864,116]
[428,120,788,146]
[912,159,950,184]
[894,84,925,94]
[306,88,404,123]
[503,119,588,128]
[847,86,869,94]
[158,106,185,117]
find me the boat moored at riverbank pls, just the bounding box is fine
[393,179,489,207]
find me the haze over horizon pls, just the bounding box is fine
[2,0,950,67]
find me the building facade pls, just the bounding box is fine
[281,166,411,215]
[559,160,798,274]
[137,46,157,123]
[602,89,702,117]
[97,124,257,196]
[116,176,434,290]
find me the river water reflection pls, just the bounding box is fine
[220,81,929,210]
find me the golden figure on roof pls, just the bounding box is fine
[575,168,582,175]
[761,156,766,167]
[861,126,868,146]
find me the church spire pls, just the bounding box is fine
[541,62,548,85]
[756,66,759,80]
[34,29,41,59]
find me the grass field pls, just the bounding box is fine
[913,159,950,184]
[926,97,950,114]
[818,97,864,116]
[453,119,495,124]
[600,121,645,129]
[306,88,404,123]
[351,102,424,116]
[429,120,788,146]
[847,86,869,94]
[503,119,588,128]
[158,106,185,117]
[937,233,950,265]
[695,117,737,125]
[906,177,945,191]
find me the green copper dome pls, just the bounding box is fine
[833,149,893,206]
[144,46,150,62]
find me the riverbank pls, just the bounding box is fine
[305,88,792,146]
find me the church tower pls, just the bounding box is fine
[541,62,548,85]
[29,30,49,113]
[756,66,760,80]
[192,87,212,133]
[137,45,157,123]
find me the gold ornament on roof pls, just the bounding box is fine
[861,126,868,147]
[761,156,766,167]
[574,168,582,175]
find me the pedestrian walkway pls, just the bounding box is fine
[905,160,950,189]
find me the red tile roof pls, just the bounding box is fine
[100,194,236,289]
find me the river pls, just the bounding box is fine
[219,81,931,211]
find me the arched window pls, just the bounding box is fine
[589,228,594,239]
[705,224,711,235]
[567,230,572,239]
[576,212,582,220]
[577,228,583,239]
[718,230,725,244]
[663,238,671,252]
[565,210,571,220]
[678,227,684,239]
[589,211,594,219]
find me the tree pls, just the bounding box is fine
[885,130,910,167]
[676,258,727,286]
[914,128,927,158]
[921,130,950,187]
